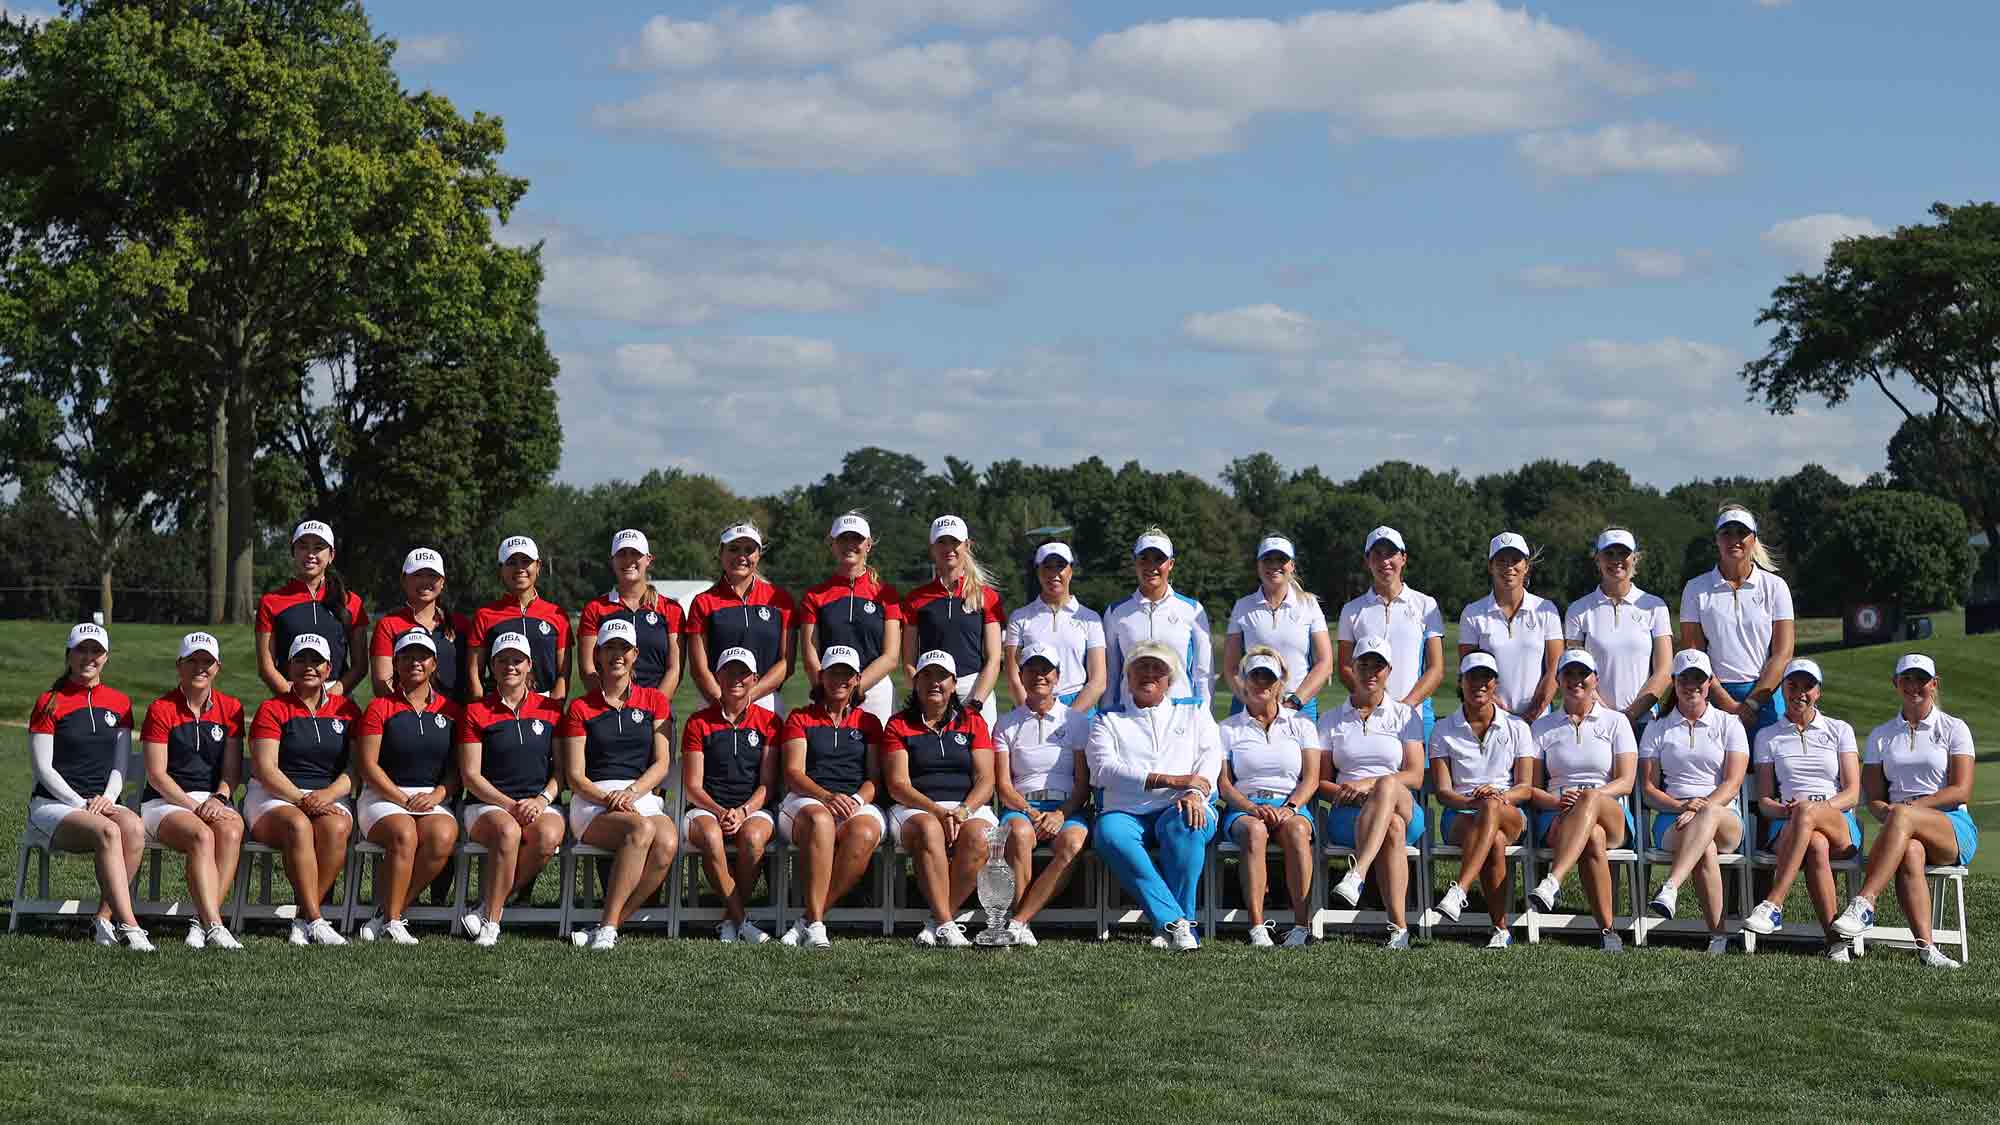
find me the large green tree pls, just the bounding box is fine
[1802,490,1977,611]
[1886,412,2000,550]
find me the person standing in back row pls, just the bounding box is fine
[902,515,1005,724]
[256,520,367,697]
[1680,505,1794,735]
[687,520,795,715]
[1002,541,1106,715]
[798,512,903,723]
[1457,532,1563,721]
[1223,535,1332,720]
[1103,528,1212,710]
[466,535,570,699]
[1335,526,1444,743]
[1564,527,1673,734]
[578,529,683,696]
[369,547,470,702]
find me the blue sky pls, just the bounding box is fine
[371,0,1999,495]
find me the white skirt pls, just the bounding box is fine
[244,781,352,832]
[777,794,884,844]
[568,781,667,840]
[357,784,458,836]
[141,791,224,839]
[890,800,998,848]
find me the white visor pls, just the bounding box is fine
[1132,533,1174,559]
[1034,542,1074,567]
[1671,649,1713,679]
[1594,529,1636,553]
[1895,653,1937,679]
[720,523,763,547]
[1256,536,1295,560]
[1782,657,1823,685]
[1716,508,1759,534]
[1558,649,1599,675]
[1242,652,1285,680]
[1488,532,1529,560]
[1459,651,1499,677]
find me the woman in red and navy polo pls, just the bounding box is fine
[680,646,781,944]
[247,632,363,947]
[798,511,903,723]
[353,629,462,945]
[776,645,886,948]
[561,620,677,952]
[140,630,247,950]
[901,515,1004,725]
[883,649,997,948]
[686,521,794,715]
[27,623,152,951]
[369,547,471,702]
[466,535,570,699]
[255,520,368,698]
[578,528,682,695]
[456,632,568,946]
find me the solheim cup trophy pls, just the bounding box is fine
[973,820,1015,946]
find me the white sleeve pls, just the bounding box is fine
[1336,605,1357,643]
[1083,617,1105,651]
[1422,597,1444,640]
[1636,721,1662,761]
[1836,721,1858,758]
[1769,573,1795,622]
[1191,710,1223,787]
[1679,582,1701,627]
[1949,717,1976,758]
[104,731,128,800]
[1002,615,1024,649]
[1307,597,1329,636]
[1650,603,1673,640]
[29,732,87,807]
[1750,727,1772,765]
[1456,606,1477,648]
[1612,716,1639,757]
[1191,605,1214,703]
[1397,705,1424,744]
[1723,717,1749,758]
[1539,603,1564,637]
[1086,716,1146,787]
[1563,604,1585,644]
[1225,603,1245,637]
[1861,727,1885,766]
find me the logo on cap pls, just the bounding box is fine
[498,535,538,564]
[1364,526,1406,554]
[720,523,763,546]
[1594,529,1637,553]
[830,514,871,539]
[929,515,969,543]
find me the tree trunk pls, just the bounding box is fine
[226,378,256,624]
[99,566,114,624]
[97,505,118,624]
[207,386,228,624]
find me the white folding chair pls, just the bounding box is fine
[1840,864,1969,963]
[452,829,574,935]
[1417,790,1530,940]
[1310,798,1428,940]
[1633,790,1753,947]
[1742,805,1867,955]
[128,744,206,928]
[10,803,107,933]
[1204,833,1322,938]
[1522,791,1642,944]
[667,781,785,938]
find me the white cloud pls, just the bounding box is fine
[1752,0,1792,8]
[1613,248,1688,279]
[1182,304,1321,354]
[1760,212,1885,269]
[397,34,463,66]
[1517,121,1739,177]
[619,0,1043,70]
[1504,264,1611,291]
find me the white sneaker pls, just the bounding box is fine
[92,917,118,946]
[1528,876,1560,914]
[1705,934,1729,957]
[1384,926,1410,950]
[308,918,347,946]
[1649,884,1679,920]
[1824,941,1853,963]
[1007,920,1037,947]
[185,921,206,950]
[1163,918,1199,951]
[1248,921,1276,948]
[1918,943,1963,970]
[474,920,501,948]
[780,920,809,947]
[1282,925,1311,948]
[1485,928,1513,950]
[934,920,972,948]
[1437,884,1468,922]
[460,909,486,940]
[914,923,939,948]
[287,919,311,946]
[718,919,739,944]
[205,924,244,951]
[1744,900,1783,935]
[357,913,384,942]
[737,920,770,945]
[1600,930,1624,954]
[588,925,619,951]
[1333,870,1365,907]
[117,923,156,953]
[805,921,831,949]
[1831,898,1875,939]
[382,918,419,946]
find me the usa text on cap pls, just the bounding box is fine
[1256,536,1295,560]
[66,622,109,651]
[1352,635,1394,665]
[1125,639,1182,674]
[829,513,871,540]
[1034,542,1074,567]
[819,645,861,672]
[1557,648,1598,674]
[1364,526,1406,554]
[611,529,650,556]
[1594,529,1637,553]
[292,520,335,548]
[288,633,332,661]
[1488,532,1529,560]
[1894,653,1937,679]
[719,523,763,547]
[1671,649,1713,679]
[1020,642,1062,670]
[1715,508,1759,534]
[497,535,539,564]
[489,632,532,658]
[928,515,969,544]
[1782,657,1823,685]
[1132,532,1174,559]
[717,646,759,672]
[595,619,638,648]
[1242,651,1285,680]
[394,628,439,655]
[1459,651,1498,677]
[402,547,445,576]
[178,631,219,660]
[916,649,958,676]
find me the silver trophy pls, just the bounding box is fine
[973,819,1016,946]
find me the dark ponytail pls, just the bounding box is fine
[320,569,351,632]
[31,669,68,726]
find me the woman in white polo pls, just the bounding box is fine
[1742,658,1863,958]
[1336,526,1444,743]
[1317,635,1426,949]
[882,650,997,948]
[993,642,1093,947]
[140,630,247,950]
[1637,649,1748,956]
[353,628,462,945]
[1525,649,1637,953]
[1563,528,1672,731]
[1680,505,1794,734]
[680,646,782,944]
[1102,529,1213,709]
[1831,654,1979,968]
[1428,651,1536,949]
[777,646,887,949]
[1458,532,1562,720]
[1002,541,1107,715]
[1224,535,1331,720]
[1217,646,1320,947]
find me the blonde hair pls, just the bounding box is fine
[716,518,765,587]
[1716,501,1781,573]
[943,537,998,612]
[1592,525,1645,568]
[1256,531,1316,609]
[830,509,881,584]
[1239,643,1290,684]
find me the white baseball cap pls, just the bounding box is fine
[594,619,637,648]
[402,547,444,576]
[1782,657,1823,685]
[1241,651,1285,680]
[1488,532,1529,560]
[1034,542,1074,567]
[1894,653,1937,679]
[1364,526,1406,554]
[394,629,438,656]
[720,522,763,547]
[497,535,539,564]
[1132,532,1174,559]
[820,645,861,672]
[291,520,334,548]
[1557,648,1599,675]
[287,633,332,662]
[717,646,758,672]
[65,622,109,651]
[1459,651,1499,677]
[915,649,958,676]
[1716,508,1759,534]
[1125,639,1181,676]
[177,631,219,660]
[1256,536,1295,560]
[1019,642,1062,671]
[829,513,871,540]
[1594,528,1637,553]
[611,528,649,556]
[1352,635,1394,666]
[489,632,532,659]
[928,515,969,544]
[1671,649,1714,679]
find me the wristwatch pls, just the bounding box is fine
[1283,693,1305,710]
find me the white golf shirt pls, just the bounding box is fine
[1428,707,1536,797]
[1680,567,1795,683]
[1227,588,1328,697]
[1003,597,1106,700]
[1218,709,1319,795]
[1336,586,1444,703]
[1563,585,1671,712]
[1102,588,1212,708]
[1087,701,1222,815]
[1638,705,1749,800]
[1458,592,1563,715]
[1864,707,1975,805]
[1752,712,1857,801]
[993,701,1088,797]
[1531,704,1636,791]
[1317,698,1423,781]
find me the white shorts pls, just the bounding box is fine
[568,781,667,841]
[357,784,458,837]
[462,800,566,836]
[955,680,997,725]
[890,800,998,848]
[141,792,225,839]
[26,796,87,840]
[244,781,353,832]
[777,794,884,844]
[860,679,895,723]
[682,806,775,837]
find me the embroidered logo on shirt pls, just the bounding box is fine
[435,714,449,729]
[104,711,118,726]
[757,607,772,621]
[645,612,659,625]
[863,601,877,614]
[630,709,645,722]
[953,732,968,746]
[331,720,345,734]
[209,724,224,742]
[538,621,552,636]
[747,732,761,747]
[531,720,546,735]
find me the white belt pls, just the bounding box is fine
[1022,789,1067,803]
[1248,789,1293,802]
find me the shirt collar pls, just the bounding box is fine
[1039,596,1081,614]
[1707,567,1763,590]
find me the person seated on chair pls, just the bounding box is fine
[1638,649,1748,956]
[561,619,677,952]
[1429,651,1535,951]
[1830,654,1978,970]
[1217,646,1319,948]
[246,632,363,947]
[1089,640,1222,952]
[140,630,247,951]
[1524,649,1637,954]
[776,647,887,949]
[455,631,567,947]
[993,642,1094,948]
[352,629,462,945]
[1316,635,1426,950]
[1741,658,1862,959]
[882,649,997,949]
[27,623,152,952]
[681,646,782,945]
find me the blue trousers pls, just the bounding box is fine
[1096,805,1218,931]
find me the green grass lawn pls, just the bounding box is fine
[2,615,1998,1122]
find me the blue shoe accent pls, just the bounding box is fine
[1770,908,1784,930]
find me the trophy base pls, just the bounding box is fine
[973,929,1014,947]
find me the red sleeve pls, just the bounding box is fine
[780,712,809,743]
[356,698,392,737]
[983,587,1006,625]
[254,593,276,634]
[967,711,995,751]
[250,700,285,742]
[28,693,56,734]
[557,699,588,738]
[683,594,711,635]
[223,697,245,738]
[860,712,885,745]
[772,586,796,626]
[141,698,173,744]
[880,585,904,622]
[796,588,820,625]
[466,608,491,650]
[578,600,604,638]
[347,591,369,631]
[453,705,483,746]
[369,616,397,658]
[681,714,706,756]
[663,600,685,634]
[338,697,364,725]
[880,717,908,755]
